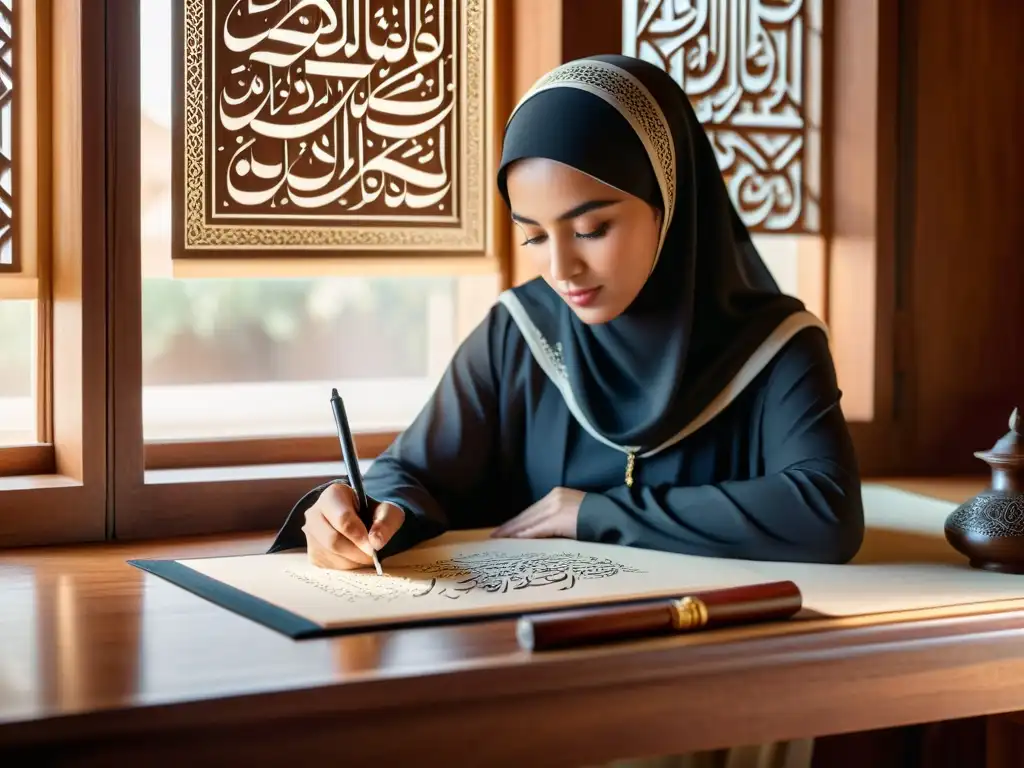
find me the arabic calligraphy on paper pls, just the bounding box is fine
[623,0,822,232]
[212,0,458,223]
[284,551,647,603]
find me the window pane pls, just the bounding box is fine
[0,299,37,445]
[140,0,495,441]
[140,275,473,439]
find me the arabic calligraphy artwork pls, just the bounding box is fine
[284,551,646,603]
[170,535,760,634]
[173,0,488,258]
[623,0,823,233]
[0,0,13,268]
[411,551,646,596]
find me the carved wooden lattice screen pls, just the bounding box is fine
[623,0,824,234]
[0,0,13,271]
[172,0,490,263]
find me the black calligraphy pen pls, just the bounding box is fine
[330,387,383,576]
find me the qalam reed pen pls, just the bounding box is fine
[516,581,803,651]
[330,387,383,576]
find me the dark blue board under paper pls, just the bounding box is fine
[128,557,677,641]
[128,559,327,639]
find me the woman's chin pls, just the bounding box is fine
[566,301,622,325]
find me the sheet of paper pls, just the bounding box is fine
[751,560,1024,616]
[744,484,1024,616]
[179,537,770,630]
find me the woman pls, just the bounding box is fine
[270,54,864,575]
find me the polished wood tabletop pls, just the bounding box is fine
[4,478,1024,766]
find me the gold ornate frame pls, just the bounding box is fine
[172,0,489,260]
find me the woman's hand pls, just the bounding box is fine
[301,482,405,570]
[490,487,585,539]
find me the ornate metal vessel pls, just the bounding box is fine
[945,408,1024,572]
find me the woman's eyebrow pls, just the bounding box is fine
[510,199,619,226]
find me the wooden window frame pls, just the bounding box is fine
[107,1,513,540]
[0,0,108,548]
[2,0,511,546]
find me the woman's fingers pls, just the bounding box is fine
[317,483,376,557]
[504,518,553,539]
[303,483,373,566]
[301,484,408,569]
[368,502,405,551]
[491,499,545,538]
[302,507,373,565]
[305,539,364,571]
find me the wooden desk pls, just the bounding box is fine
[3,478,1024,766]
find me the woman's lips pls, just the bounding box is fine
[561,287,602,307]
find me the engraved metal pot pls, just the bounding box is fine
[945,408,1024,573]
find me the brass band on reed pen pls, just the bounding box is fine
[670,595,709,631]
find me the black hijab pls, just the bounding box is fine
[496,54,810,453]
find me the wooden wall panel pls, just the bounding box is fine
[902,0,1024,474]
[562,0,621,60]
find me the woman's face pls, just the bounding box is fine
[504,158,661,324]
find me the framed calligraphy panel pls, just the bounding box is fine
[172,0,491,263]
[623,0,824,234]
[0,0,14,272]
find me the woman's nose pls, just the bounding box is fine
[548,238,582,282]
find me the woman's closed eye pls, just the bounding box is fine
[575,221,610,240]
[519,221,611,246]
